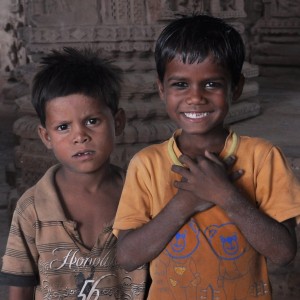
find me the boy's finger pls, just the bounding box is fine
[171,164,190,178]
[223,155,236,168]
[229,169,244,181]
[173,180,189,190]
[204,150,224,167]
[178,154,194,166]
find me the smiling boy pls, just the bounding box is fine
[113,15,300,299]
[0,47,148,300]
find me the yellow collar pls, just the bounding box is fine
[167,129,239,166]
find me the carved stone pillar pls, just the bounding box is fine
[251,0,300,75]
[9,0,261,193]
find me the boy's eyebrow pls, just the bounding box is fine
[166,75,187,82]
[48,119,70,126]
[167,75,226,82]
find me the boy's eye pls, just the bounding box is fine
[86,118,98,125]
[172,82,188,88]
[205,81,223,89]
[57,124,69,131]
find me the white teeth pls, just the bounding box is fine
[184,112,209,119]
[76,151,91,156]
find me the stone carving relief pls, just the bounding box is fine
[0,0,25,74]
[27,0,99,26]
[251,0,300,70]
[210,0,246,18]
[99,0,148,25]
[271,0,300,17]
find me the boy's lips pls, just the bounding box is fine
[72,150,95,157]
[183,112,210,119]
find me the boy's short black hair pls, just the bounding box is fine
[155,14,245,86]
[32,47,122,127]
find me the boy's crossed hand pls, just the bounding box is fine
[171,152,243,213]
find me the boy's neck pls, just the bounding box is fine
[55,161,116,194]
[177,127,229,159]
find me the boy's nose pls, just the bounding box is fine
[74,135,88,144]
[186,87,207,105]
[73,127,89,144]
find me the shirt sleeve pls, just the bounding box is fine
[113,152,153,233]
[0,191,39,286]
[255,145,300,224]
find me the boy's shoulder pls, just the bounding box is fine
[127,139,171,172]
[11,183,38,224]
[236,133,286,166]
[237,134,275,152]
[132,139,169,160]
[14,164,61,217]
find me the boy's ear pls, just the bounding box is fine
[114,108,126,136]
[232,74,245,101]
[38,125,53,149]
[157,79,165,102]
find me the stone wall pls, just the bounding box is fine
[251,0,300,76]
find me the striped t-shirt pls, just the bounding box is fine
[1,165,148,299]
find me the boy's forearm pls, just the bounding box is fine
[116,193,197,271]
[222,189,297,265]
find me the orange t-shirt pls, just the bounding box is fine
[114,130,300,300]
